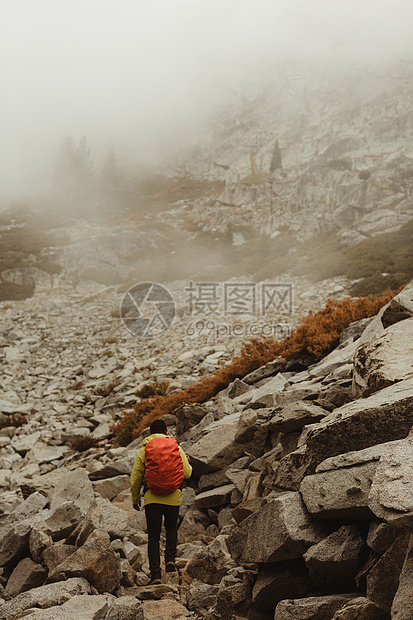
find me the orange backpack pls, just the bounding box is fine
[144,436,184,495]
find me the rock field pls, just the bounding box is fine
[0,252,413,618]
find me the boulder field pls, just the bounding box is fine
[0,281,412,619]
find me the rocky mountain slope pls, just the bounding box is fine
[174,58,413,243]
[1,55,413,620]
[2,59,413,301]
[0,275,412,618]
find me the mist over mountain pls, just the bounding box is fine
[2,0,413,202]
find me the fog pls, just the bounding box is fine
[1,0,413,202]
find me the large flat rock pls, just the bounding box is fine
[369,435,413,528]
[0,578,91,620]
[268,401,328,434]
[300,462,377,519]
[227,491,328,564]
[353,318,413,397]
[381,280,413,328]
[305,378,413,471]
[11,594,109,620]
[274,594,359,620]
[186,415,245,475]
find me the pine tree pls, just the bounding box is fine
[53,136,77,202]
[53,136,95,211]
[75,137,95,203]
[99,149,121,211]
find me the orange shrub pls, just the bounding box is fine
[277,291,394,360]
[111,290,396,445]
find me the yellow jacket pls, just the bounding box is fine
[130,433,193,507]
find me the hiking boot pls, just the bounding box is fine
[166,561,176,572]
[149,573,162,585]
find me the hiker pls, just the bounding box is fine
[130,418,192,585]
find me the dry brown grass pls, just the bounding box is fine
[111,290,395,446]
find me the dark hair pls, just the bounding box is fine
[150,419,167,435]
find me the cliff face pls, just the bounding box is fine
[0,277,412,618]
[171,58,413,245]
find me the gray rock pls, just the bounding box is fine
[93,475,130,500]
[225,468,252,494]
[8,492,48,523]
[179,486,196,519]
[305,378,413,472]
[27,443,67,464]
[308,339,359,379]
[78,496,130,543]
[195,484,235,509]
[226,378,251,398]
[11,431,41,455]
[391,533,413,619]
[120,557,136,587]
[19,594,109,619]
[108,595,142,620]
[136,599,190,619]
[186,580,219,613]
[366,521,398,555]
[381,280,413,328]
[43,501,84,541]
[234,408,269,451]
[317,383,353,408]
[243,359,284,384]
[300,461,378,519]
[217,506,234,530]
[232,497,264,524]
[5,557,47,597]
[227,492,328,564]
[303,525,365,590]
[179,411,215,444]
[33,468,95,515]
[274,595,360,620]
[29,527,53,563]
[271,444,308,491]
[0,520,32,566]
[353,318,413,397]
[121,540,142,566]
[368,434,413,528]
[269,401,328,433]
[331,597,389,619]
[248,373,289,406]
[212,568,255,619]
[252,561,311,612]
[198,470,230,492]
[186,535,237,584]
[177,508,206,544]
[366,533,410,612]
[42,544,77,572]
[186,417,245,475]
[0,577,91,620]
[88,456,135,481]
[47,534,122,593]
[316,440,400,472]
[175,404,210,437]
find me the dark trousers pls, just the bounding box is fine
[145,503,180,577]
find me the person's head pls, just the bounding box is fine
[150,419,167,435]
